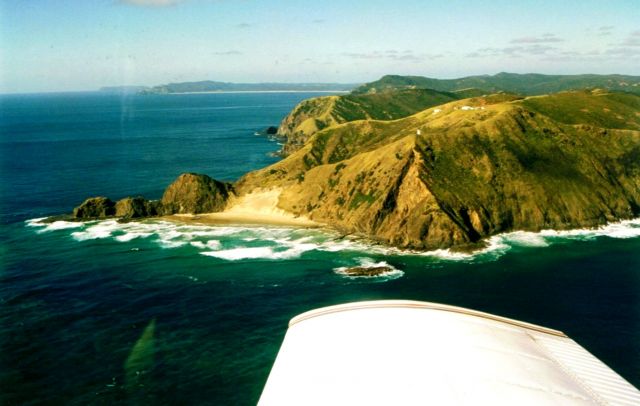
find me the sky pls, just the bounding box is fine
[1,0,639,93]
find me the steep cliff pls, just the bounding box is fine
[238,90,640,249]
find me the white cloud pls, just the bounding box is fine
[596,25,614,36]
[467,45,557,58]
[605,47,640,57]
[621,30,640,46]
[341,50,443,63]
[510,34,563,44]
[214,50,242,56]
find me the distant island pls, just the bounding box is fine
[100,81,358,94]
[78,72,640,251]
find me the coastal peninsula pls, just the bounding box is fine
[73,73,640,251]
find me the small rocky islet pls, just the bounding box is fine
[69,74,640,251]
[339,266,395,277]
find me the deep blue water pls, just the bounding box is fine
[1,92,639,405]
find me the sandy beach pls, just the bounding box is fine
[164,188,320,227]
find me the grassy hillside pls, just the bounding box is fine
[278,73,640,157]
[239,90,640,249]
[519,90,640,130]
[277,88,464,155]
[353,73,640,95]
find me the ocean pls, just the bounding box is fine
[1,91,639,405]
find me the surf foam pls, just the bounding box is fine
[25,216,640,263]
[26,218,85,233]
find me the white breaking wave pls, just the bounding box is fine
[202,247,276,260]
[189,240,221,250]
[201,241,319,261]
[538,218,640,240]
[25,218,85,233]
[24,216,640,262]
[498,230,550,247]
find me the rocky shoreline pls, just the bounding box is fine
[69,173,233,222]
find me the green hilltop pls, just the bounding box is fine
[277,73,640,157]
[353,72,640,95]
[277,88,472,155]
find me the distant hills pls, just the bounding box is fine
[104,81,359,94]
[100,72,640,95]
[354,72,640,95]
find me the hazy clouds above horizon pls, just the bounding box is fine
[1,0,639,92]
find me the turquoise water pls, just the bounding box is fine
[1,92,639,405]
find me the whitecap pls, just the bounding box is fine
[206,240,222,250]
[157,239,188,249]
[71,220,120,241]
[26,214,640,263]
[539,218,640,240]
[275,242,318,259]
[159,230,184,241]
[190,240,221,250]
[419,248,476,261]
[115,232,153,242]
[25,217,48,226]
[202,246,275,260]
[25,218,85,233]
[498,230,549,247]
[201,240,319,260]
[39,221,84,233]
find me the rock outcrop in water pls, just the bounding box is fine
[340,265,395,277]
[73,197,116,219]
[266,126,278,135]
[72,173,234,220]
[115,197,161,219]
[160,173,234,214]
